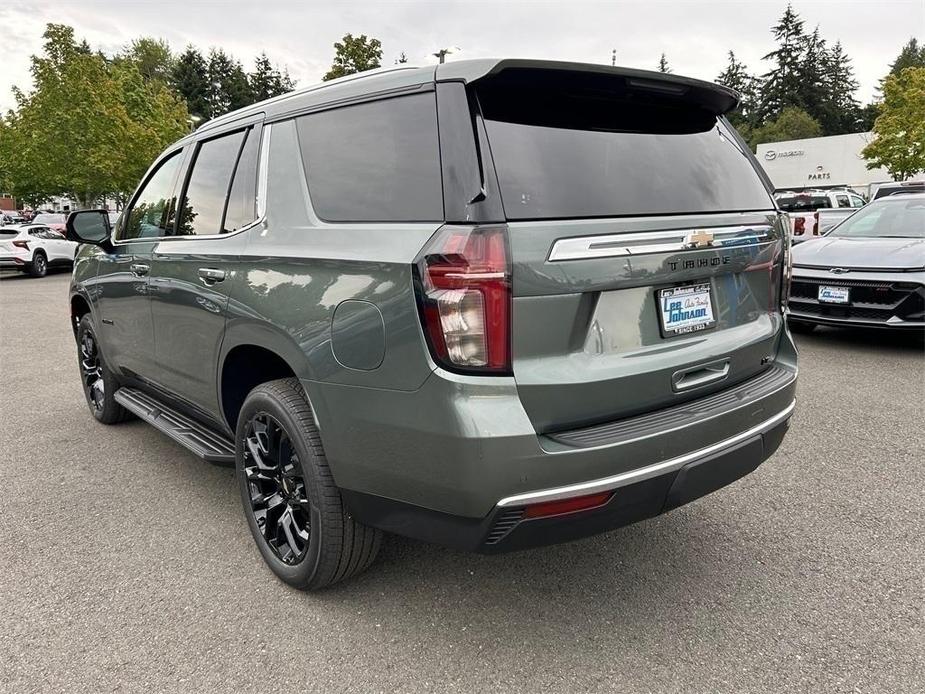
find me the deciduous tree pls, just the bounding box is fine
[322,34,382,81]
[862,67,925,181]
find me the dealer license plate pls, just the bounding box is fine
[658,284,716,337]
[818,285,850,304]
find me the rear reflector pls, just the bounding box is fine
[523,491,613,519]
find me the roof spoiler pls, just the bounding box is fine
[436,58,740,116]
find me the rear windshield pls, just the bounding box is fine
[33,214,65,224]
[475,71,773,220]
[0,229,18,236]
[776,195,832,212]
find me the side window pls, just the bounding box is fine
[176,130,246,236]
[223,128,260,233]
[850,195,864,208]
[836,195,850,208]
[121,151,183,240]
[296,93,443,222]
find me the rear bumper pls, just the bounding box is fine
[341,403,792,552]
[311,329,798,547]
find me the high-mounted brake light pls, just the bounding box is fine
[415,225,511,374]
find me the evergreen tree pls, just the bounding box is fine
[657,53,671,73]
[716,50,758,129]
[207,49,253,117]
[887,38,925,77]
[796,26,827,125]
[172,46,209,119]
[249,52,295,101]
[758,3,806,121]
[822,41,861,134]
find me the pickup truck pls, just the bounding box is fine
[775,190,865,242]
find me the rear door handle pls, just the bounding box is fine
[198,268,226,284]
[130,263,149,277]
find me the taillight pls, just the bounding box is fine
[780,214,793,309]
[11,240,29,249]
[414,225,511,374]
[812,212,820,235]
[793,217,805,235]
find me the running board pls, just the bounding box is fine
[114,387,236,466]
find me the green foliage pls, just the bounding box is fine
[118,37,175,85]
[172,46,210,119]
[657,53,670,74]
[748,107,822,149]
[862,68,925,181]
[888,38,925,77]
[0,24,188,208]
[249,52,296,102]
[207,49,253,117]
[757,3,805,122]
[322,34,382,81]
[716,51,758,129]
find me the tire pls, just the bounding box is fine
[27,251,47,277]
[76,314,131,424]
[788,319,817,334]
[236,378,382,590]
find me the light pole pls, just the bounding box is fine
[433,46,460,64]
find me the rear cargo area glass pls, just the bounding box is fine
[475,71,773,220]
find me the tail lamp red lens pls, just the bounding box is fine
[415,225,511,374]
[524,491,613,519]
[792,217,804,235]
[11,240,29,249]
[812,212,820,235]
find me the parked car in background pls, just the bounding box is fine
[776,189,865,241]
[871,181,925,200]
[31,212,67,234]
[66,59,797,590]
[1,211,25,224]
[0,223,77,276]
[788,193,925,331]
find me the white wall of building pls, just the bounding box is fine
[755,132,924,195]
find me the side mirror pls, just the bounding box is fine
[66,210,112,246]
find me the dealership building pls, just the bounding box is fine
[755,131,924,197]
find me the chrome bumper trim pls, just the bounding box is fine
[496,400,796,508]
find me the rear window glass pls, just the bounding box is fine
[776,196,832,212]
[296,93,443,222]
[475,71,773,220]
[178,129,247,236]
[0,229,17,236]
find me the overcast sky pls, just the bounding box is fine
[1,0,922,112]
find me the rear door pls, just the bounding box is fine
[148,123,261,420]
[472,70,786,432]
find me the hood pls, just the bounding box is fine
[793,236,925,271]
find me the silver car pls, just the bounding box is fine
[788,193,925,331]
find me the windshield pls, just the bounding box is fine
[828,198,925,239]
[33,214,64,224]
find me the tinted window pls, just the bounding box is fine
[223,128,259,232]
[475,71,772,220]
[296,94,443,222]
[850,196,865,208]
[776,195,832,212]
[836,195,850,208]
[122,152,182,240]
[177,130,246,236]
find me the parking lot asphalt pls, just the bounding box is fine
[1,269,923,693]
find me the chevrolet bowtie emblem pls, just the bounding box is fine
[685,230,715,248]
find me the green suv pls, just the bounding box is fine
[66,59,797,590]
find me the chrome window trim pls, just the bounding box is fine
[547,224,773,262]
[496,399,795,508]
[113,124,270,246]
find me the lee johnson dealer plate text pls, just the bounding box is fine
[818,285,850,304]
[658,284,717,337]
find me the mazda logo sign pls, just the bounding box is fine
[764,150,777,161]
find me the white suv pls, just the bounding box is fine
[0,224,77,277]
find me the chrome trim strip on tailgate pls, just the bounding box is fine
[547,224,772,262]
[496,400,795,508]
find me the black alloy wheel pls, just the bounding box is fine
[242,412,311,565]
[29,252,47,277]
[80,327,105,413]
